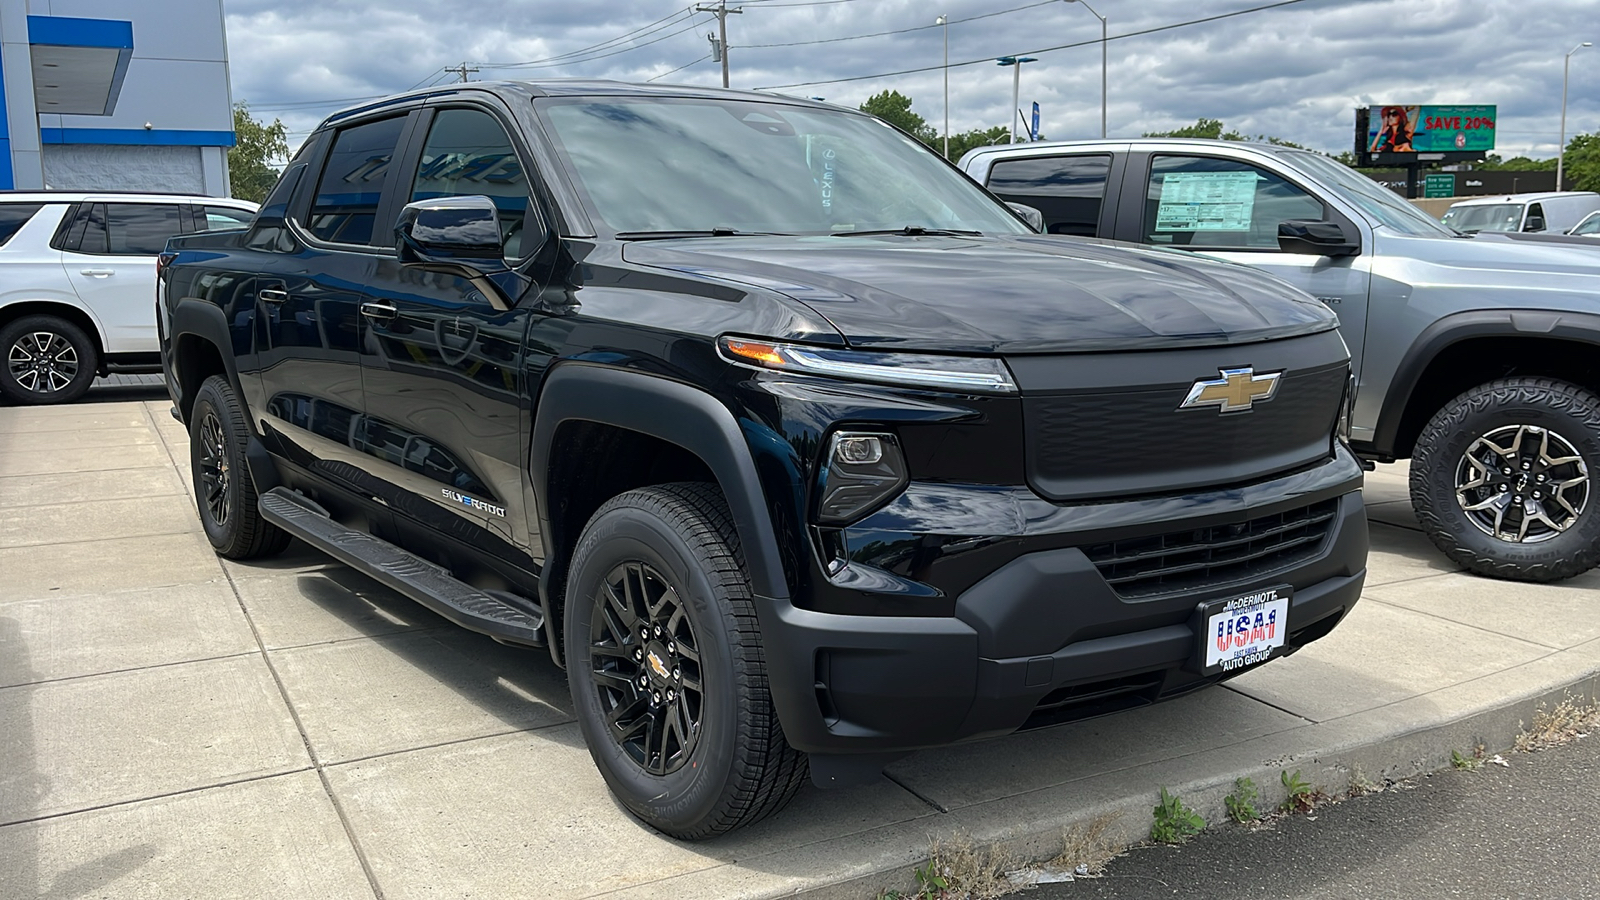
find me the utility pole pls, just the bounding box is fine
[695,0,743,88]
[444,61,479,83]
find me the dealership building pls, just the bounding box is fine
[0,0,234,195]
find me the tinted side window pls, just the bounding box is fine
[104,203,184,254]
[0,203,45,246]
[308,116,407,246]
[1144,156,1323,249]
[408,108,533,258]
[1525,202,1544,231]
[201,206,255,230]
[986,155,1111,236]
[77,204,110,254]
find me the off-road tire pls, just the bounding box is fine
[190,375,290,559]
[565,482,808,839]
[1411,377,1600,582]
[0,314,98,405]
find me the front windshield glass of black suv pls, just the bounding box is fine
[1285,150,1457,238]
[535,97,1030,237]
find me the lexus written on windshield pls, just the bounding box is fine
[159,82,1367,838]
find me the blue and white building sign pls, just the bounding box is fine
[1,1,235,194]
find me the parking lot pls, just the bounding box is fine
[3,385,1599,900]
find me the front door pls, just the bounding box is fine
[1130,153,1374,378]
[355,105,543,569]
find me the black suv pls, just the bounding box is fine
[158,82,1368,839]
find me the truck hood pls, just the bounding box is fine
[622,233,1337,353]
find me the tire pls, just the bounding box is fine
[190,375,290,560]
[564,482,808,839]
[0,314,98,405]
[1410,377,1600,582]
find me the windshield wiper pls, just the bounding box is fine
[830,226,983,237]
[614,228,792,240]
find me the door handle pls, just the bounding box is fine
[258,288,289,304]
[360,302,398,320]
[79,269,115,277]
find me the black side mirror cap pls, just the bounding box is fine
[1523,217,1545,232]
[1278,219,1360,257]
[395,195,507,269]
[1006,202,1044,233]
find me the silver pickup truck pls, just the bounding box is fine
[962,138,1600,582]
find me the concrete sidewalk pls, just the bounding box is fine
[1,394,1597,900]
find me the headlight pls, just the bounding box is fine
[719,336,1017,394]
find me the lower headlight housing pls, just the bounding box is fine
[817,431,908,524]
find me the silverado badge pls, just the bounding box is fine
[1179,367,1282,413]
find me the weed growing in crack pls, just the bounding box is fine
[1224,776,1260,824]
[1150,787,1205,844]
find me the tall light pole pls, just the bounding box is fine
[996,56,1037,143]
[1064,0,1107,139]
[1558,41,1591,191]
[938,15,949,159]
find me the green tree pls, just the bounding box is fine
[859,90,936,144]
[1143,117,1244,141]
[229,102,290,203]
[942,125,1012,162]
[1476,153,1557,171]
[1563,132,1600,191]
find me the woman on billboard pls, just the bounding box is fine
[1370,106,1417,152]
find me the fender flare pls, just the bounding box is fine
[1371,308,1600,457]
[166,296,280,494]
[529,363,791,606]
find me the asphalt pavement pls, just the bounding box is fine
[2,384,1598,900]
[1038,735,1600,900]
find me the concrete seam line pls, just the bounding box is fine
[0,767,316,829]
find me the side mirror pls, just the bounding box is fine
[1006,202,1044,233]
[1277,219,1359,257]
[1523,216,1545,233]
[395,195,506,269]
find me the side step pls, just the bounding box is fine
[259,487,545,647]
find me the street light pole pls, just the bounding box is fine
[996,56,1037,143]
[1558,41,1591,191]
[1065,0,1107,139]
[938,15,949,159]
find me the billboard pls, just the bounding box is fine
[1365,105,1496,153]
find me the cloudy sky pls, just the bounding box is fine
[224,0,1600,160]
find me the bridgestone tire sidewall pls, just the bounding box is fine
[565,506,741,833]
[1411,379,1600,581]
[0,315,98,405]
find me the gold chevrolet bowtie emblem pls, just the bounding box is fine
[647,651,670,679]
[1179,367,1282,413]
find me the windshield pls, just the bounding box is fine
[1283,150,1457,237]
[1569,212,1600,235]
[1440,203,1523,233]
[534,96,1029,236]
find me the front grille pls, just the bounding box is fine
[1084,499,1338,599]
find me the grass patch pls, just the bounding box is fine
[1516,694,1599,753]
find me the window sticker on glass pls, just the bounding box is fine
[1155,171,1258,231]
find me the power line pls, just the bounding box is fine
[444,62,480,82]
[483,15,711,70]
[743,0,1055,49]
[478,6,698,69]
[754,0,1318,90]
[648,53,714,82]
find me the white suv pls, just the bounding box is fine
[0,192,257,404]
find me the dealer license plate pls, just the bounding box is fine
[1198,586,1291,676]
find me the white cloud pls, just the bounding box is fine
[227,0,1600,159]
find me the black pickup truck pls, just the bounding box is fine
[158,81,1368,839]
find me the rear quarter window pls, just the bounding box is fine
[0,203,46,247]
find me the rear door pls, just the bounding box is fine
[60,200,185,352]
[981,152,1120,237]
[254,112,411,514]
[1119,151,1374,377]
[354,103,543,563]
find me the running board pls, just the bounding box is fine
[258,487,545,647]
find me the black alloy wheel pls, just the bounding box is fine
[588,560,704,776]
[0,315,98,405]
[189,375,291,560]
[1411,377,1600,582]
[564,482,808,839]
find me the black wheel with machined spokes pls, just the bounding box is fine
[1454,424,1589,544]
[1411,377,1600,582]
[0,315,98,405]
[589,560,704,776]
[188,375,290,560]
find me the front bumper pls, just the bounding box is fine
[756,444,1368,776]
